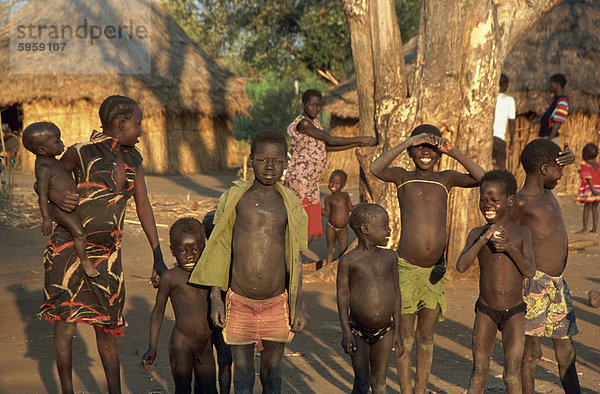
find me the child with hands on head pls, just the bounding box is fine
[456,170,535,393]
[189,131,307,393]
[23,122,99,278]
[140,217,217,394]
[369,124,484,394]
[575,142,600,233]
[337,203,403,394]
[322,169,354,265]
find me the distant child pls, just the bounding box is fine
[510,139,580,393]
[337,204,403,394]
[140,217,217,393]
[188,131,308,393]
[575,143,600,233]
[22,122,99,278]
[370,124,484,393]
[202,210,233,394]
[322,169,354,265]
[456,170,535,393]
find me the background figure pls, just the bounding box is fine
[322,169,353,266]
[575,143,600,233]
[284,89,376,245]
[493,74,516,170]
[529,73,569,144]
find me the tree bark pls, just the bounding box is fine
[343,0,565,268]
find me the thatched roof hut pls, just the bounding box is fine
[0,0,249,174]
[323,0,600,193]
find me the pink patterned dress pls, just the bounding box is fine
[575,161,600,203]
[284,114,326,236]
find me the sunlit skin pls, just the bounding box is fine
[209,141,306,393]
[24,125,99,278]
[457,180,535,393]
[140,232,217,393]
[322,172,353,265]
[370,130,484,394]
[510,147,580,394]
[337,208,403,394]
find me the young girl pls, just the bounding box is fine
[39,95,167,393]
[369,124,484,394]
[575,142,600,233]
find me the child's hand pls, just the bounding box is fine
[482,225,496,241]
[556,144,575,166]
[435,137,452,154]
[341,332,356,355]
[410,133,434,146]
[394,334,405,358]
[211,298,226,328]
[139,348,156,373]
[489,224,510,252]
[291,313,307,332]
[48,190,79,212]
[41,218,52,235]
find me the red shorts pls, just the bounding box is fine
[223,289,294,350]
[302,196,322,237]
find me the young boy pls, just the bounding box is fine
[202,210,233,394]
[322,169,354,265]
[188,130,307,393]
[369,124,484,393]
[140,217,217,393]
[510,139,580,394]
[22,122,99,278]
[529,74,569,143]
[456,170,535,393]
[337,203,403,394]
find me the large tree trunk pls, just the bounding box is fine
[343,0,564,269]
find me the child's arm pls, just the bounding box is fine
[133,166,168,284]
[210,286,226,328]
[140,272,171,372]
[391,253,404,358]
[36,165,53,235]
[456,226,493,272]
[369,133,433,183]
[291,263,306,332]
[490,226,536,278]
[345,193,353,212]
[44,147,79,212]
[437,138,484,186]
[556,144,575,167]
[336,255,355,355]
[321,196,331,217]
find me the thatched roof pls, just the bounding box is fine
[323,37,417,119]
[325,0,600,119]
[503,0,600,115]
[0,0,249,117]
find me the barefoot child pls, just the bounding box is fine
[456,170,535,393]
[337,204,403,393]
[575,143,600,233]
[140,217,216,393]
[202,210,233,394]
[189,131,307,393]
[511,139,580,393]
[22,122,99,278]
[322,169,354,265]
[369,124,484,393]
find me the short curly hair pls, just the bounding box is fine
[349,203,387,235]
[250,130,288,156]
[582,143,598,161]
[169,217,205,246]
[520,139,561,174]
[481,170,517,196]
[302,89,322,104]
[22,122,60,154]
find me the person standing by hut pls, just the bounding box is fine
[529,73,570,144]
[284,89,376,244]
[493,74,516,169]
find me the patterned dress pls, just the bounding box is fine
[575,161,600,203]
[284,114,327,236]
[38,133,142,336]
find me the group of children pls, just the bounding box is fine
[25,98,585,393]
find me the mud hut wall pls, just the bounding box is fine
[17,100,99,171]
[322,116,361,185]
[506,113,600,194]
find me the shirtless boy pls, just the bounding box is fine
[337,204,403,393]
[370,124,484,393]
[511,139,580,393]
[189,131,307,393]
[322,169,354,265]
[457,170,535,393]
[140,217,216,393]
[22,122,99,278]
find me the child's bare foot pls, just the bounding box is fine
[575,229,586,234]
[81,260,100,278]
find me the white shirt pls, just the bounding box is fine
[493,92,516,140]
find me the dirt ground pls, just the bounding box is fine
[1,171,599,393]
